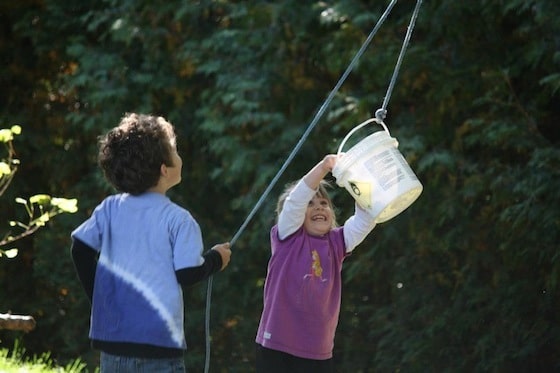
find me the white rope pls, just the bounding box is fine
[376,0,423,121]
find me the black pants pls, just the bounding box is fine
[255,344,334,373]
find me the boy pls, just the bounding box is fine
[71,113,231,372]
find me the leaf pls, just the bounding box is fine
[4,248,18,258]
[51,198,79,213]
[0,129,13,142]
[29,194,52,205]
[539,73,560,94]
[10,125,21,135]
[0,162,11,175]
[417,150,455,173]
[36,212,51,226]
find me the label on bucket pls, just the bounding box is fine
[395,151,420,181]
[364,149,408,191]
[346,180,373,208]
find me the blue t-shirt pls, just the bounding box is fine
[71,192,204,350]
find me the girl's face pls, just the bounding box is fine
[303,195,334,236]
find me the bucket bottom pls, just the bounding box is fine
[374,186,423,223]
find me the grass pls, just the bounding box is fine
[0,340,89,373]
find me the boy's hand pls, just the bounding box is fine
[211,242,231,271]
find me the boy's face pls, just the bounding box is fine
[303,195,333,236]
[166,145,183,188]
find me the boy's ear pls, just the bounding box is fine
[160,163,168,177]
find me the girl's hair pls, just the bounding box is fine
[98,113,177,195]
[276,179,338,228]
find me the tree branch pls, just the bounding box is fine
[0,313,36,332]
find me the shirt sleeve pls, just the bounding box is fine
[71,201,106,252]
[70,237,98,303]
[172,215,205,270]
[175,249,223,287]
[277,179,316,240]
[343,203,377,252]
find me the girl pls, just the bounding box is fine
[255,154,377,372]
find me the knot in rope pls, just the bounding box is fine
[375,108,387,121]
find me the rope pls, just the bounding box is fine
[203,1,403,372]
[375,0,423,122]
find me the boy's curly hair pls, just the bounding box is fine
[98,113,176,195]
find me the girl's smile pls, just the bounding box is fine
[304,195,333,236]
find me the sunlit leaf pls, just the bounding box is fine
[36,212,50,226]
[10,125,22,135]
[0,129,13,142]
[0,162,11,175]
[29,194,52,205]
[4,248,18,258]
[51,197,78,213]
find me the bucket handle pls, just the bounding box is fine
[336,118,391,157]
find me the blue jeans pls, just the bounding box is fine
[100,352,186,373]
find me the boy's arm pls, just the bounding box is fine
[70,238,98,303]
[175,243,230,287]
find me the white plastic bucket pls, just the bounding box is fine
[332,118,423,223]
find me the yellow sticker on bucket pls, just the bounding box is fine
[347,180,373,209]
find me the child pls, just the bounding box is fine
[255,154,376,373]
[70,113,231,373]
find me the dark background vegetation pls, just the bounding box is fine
[1,0,559,372]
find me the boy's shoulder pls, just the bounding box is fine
[97,193,183,213]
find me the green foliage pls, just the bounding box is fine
[0,340,88,373]
[0,125,21,195]
[0,125,78,258]
[1,194,78,252]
